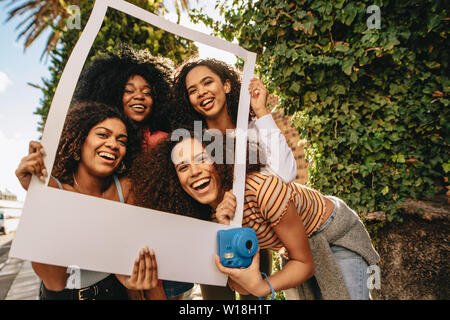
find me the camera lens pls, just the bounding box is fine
[245,240,252,250]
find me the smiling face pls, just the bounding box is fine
[185,65,231,121]
[78,118,128,178]
[172,138,223,209]
[122,74,153,123]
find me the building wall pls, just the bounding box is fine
[0,190,17,201]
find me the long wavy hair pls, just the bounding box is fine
[129,130,262,221]
[171,57,249,131]
[74,44,174,133]
[51,102,140,186]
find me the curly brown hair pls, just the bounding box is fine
[129,131,262,221]
[51,102,140,185]
[74,44,174,133]
[171,56,251,131]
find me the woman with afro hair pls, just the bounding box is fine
[171,56,298,299]
[74,45,174,152]
[73,45,195,299]
[15,102,166,300]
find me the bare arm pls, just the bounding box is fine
[31,262,69,291]
[216,201,315,297]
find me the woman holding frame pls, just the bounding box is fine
[171,57,298,299]
[130,133,380,300]
[15,102,163,300]
[50,45,192,299]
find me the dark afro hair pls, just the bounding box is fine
[171,56,249,131]
[73,44,174,133]
[51,101,140,186]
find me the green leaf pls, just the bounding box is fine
[342,59,354,75]
[443,162,450,173]
[427,15,442,32]
[289,82,301,94]
[335,42,350,52]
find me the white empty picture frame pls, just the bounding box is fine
[10,0,256,286]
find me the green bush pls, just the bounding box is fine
[196,0,449,218]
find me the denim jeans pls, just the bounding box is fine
[314,199,370,300]
[163,280,194,299]
[330,245,370,300]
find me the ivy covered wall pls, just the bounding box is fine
[197,0,449,220]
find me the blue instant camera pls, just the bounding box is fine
[217,227,259,268]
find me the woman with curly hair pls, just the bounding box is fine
[73,47,194,299]
[172,57,298,299]
[15,102,164,300]
[172,57,297,183]
[74,45,174,152]
[131,134,379,300]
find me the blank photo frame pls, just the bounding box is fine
[10,0,256,286]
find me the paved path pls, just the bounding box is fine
[2,256,202,300]
[4,260,40,300]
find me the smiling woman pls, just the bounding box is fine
[14,102,167,300]
[122,75,153,123]
[131,134,380,300]
[74,45,174,152]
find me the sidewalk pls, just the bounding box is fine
[4,259,40,300]
[3,259,202,300]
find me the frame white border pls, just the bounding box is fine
[10,0,256,286]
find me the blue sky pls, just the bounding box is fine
[0,1,235,201]
[0,6,51,201]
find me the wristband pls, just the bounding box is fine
[258,272,275,300]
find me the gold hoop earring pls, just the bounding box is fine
[116,162,126,174]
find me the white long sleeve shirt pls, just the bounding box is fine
[247,114,297,183]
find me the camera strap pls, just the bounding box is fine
[258,272,275,300]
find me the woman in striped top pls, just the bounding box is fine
[133,134,379,299]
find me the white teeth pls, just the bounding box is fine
[192,178,210,189]
[131,104,145,110]
[201,99,213,107]
[99,152,116,160]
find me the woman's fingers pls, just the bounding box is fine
[215,191,237,224]
[129,255,140,285]
[28,141,42,154]
[136,248,146,285]
[248,78,267,96]
[22,142,47,181]
[149,248,159,288]
[143,246,158,289]
[129,246,158,290]
[215,255,238,276]
[15,153,47,190]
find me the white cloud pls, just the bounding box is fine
[0,71,13,93]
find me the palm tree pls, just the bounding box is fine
[1,0,82,60]
[1,0,194,60]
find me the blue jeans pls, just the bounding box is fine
[315,200,370,300]
[330,245,370,300]
[163,280,193,299]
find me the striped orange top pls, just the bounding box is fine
[243,172,327,250]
